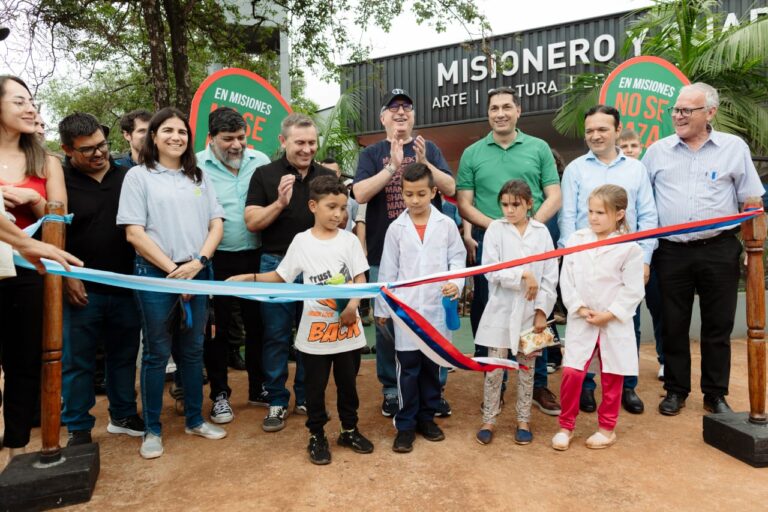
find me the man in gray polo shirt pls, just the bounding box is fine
[644,82,764,416]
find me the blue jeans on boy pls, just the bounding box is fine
[260,252,305,407]
[134,257,211,435]
[370,264,398,400]
[62,290,141,432]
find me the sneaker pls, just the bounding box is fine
[185,421,227,440]
[308,432,331,465]
[392,430,415,453]
[337,429,374,454]
[294,403,308,415]
[210,392,234,424]
[435,397,452,418]
[262,406,289,432]
[657,364,665,381]
[107,414,145,437]
[417,421,445,442]
[532,387,561,416]
[140,433,163,459]
[66,430,92,447]
[169,382,184,400]
[248,390,270,407]
[381,396,399,417]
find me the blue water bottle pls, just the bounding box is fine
[442,296,461,331]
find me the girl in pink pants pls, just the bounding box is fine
[553,185,645,451]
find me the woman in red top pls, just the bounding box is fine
[0,75,66,462]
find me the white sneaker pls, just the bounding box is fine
[210,392,234,424]
[657,364,665,381]
[140,433,163,459]
[185,421,227,440]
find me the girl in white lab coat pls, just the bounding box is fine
[474,180,558,446]
[552,184,645,451]
[375,163,466,453]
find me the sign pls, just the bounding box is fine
[599,56,690,151]
[189,68,292,156]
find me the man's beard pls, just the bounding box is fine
[213,145,242,169]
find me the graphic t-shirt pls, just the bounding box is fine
[276,228,369,355]
[354,138,451,265]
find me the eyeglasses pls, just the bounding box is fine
[668,106,707,117]
[73,140,109,157]
[386,102,414,113]
[4,97,37,111]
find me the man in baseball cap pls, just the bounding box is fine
[352,88,456,419]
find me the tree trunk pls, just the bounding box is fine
[163,0,194,114]
[142,0,171,109]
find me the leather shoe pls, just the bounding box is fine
[621,388,644,414]
[703,394,733,414]
[580,388,596,413]
[658,392,686,416]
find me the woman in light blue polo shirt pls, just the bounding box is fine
[117,107,225,459]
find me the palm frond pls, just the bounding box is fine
[553,73,604,138]
[689,18,768,77]
[715,92,768,156]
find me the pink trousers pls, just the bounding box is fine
[559,342,624,431]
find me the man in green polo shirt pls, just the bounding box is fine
[197,107,271,425]
[456,86,562,415]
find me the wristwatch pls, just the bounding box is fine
[197,255,209,266]
[384,163,396,175]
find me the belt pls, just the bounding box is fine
[659,227,740,247]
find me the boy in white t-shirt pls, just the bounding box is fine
[229,176,373,465]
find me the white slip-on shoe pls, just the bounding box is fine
[551,430,573,451]
[185,421,227,440]
[585,430,617,449]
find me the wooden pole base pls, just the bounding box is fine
[703,412,768,468]
[0,443,100,511]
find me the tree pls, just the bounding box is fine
[314,87,364,175]
[553,0,768,155]
[2,0,489,113]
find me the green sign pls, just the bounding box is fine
[599,56,690,153]
[190,68,292,156]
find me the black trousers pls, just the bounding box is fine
[302,349,361,434]
[394,349,441,431]
[653,233,741,397]
[0,268,43,448]
[208,249,264,401]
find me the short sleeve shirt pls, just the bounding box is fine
[353,138,451,265]
[456,130,559,220]
[116,163,225,262]
[277,229,369,355]
[245,156,336,254]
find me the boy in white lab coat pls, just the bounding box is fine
[375,163,466,453]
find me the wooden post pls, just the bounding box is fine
[40,201,65,463]
[741,198,767,424]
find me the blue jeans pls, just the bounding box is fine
[370,265,398,398]
[260,252,305,407]
[134,257,211,435]
[583,306,641,391]
[62,291,141,432]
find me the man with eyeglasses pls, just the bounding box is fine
[643,82,764,417]
[456,86,562,416]
[197,106,270,424]
[58,112,145,446]
[353,88,456,418]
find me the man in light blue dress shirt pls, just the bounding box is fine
[643,83,764,416]
[197,107,270,424]
[558,104,658,415]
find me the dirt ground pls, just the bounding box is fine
[2,340,767,512]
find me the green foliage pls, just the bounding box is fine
[554,0,768,153]
[314,86,364,175]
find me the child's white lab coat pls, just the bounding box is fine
[560,229,645,376]
[375,205,466,351]
[475,218,558,353]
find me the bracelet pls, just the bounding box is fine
[383,163,396,175]
[253,273,258,282]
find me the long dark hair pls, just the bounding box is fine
[139,107,201,184]
[0,75,47,178]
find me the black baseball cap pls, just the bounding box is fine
[381,88,414,110]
